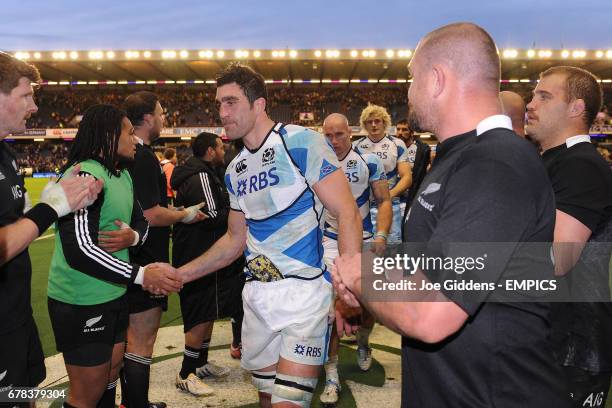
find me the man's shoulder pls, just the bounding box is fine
[388,135,408,149]
[281,124,324,147]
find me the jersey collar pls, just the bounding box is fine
[476,115,513,136]
[565,134,591,148]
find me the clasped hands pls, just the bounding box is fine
[141,262,183,295]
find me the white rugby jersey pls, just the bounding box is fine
[323,149,385,240]
[225,123,340,279]
[353,135,409,191]
[406,141,418,168]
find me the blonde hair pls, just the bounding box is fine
[359,104,391,132]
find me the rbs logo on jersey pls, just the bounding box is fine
[236,167,280,197]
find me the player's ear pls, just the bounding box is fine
[253,97,266,115]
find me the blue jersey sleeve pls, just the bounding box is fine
[365,153,387,183]
[224,171,241,211]
[284,127,340,186]
[394,137,410,163]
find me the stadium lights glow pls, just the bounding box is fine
[194,80,204,84]
[561,50,570,58]
[162,50,177,59]
[253,50,261,58]
[126,51,140,58]
[386,49,395,58]
[59,81,70,85]
[88,81,99,85]
[293,79,303,83]
[15,52,30,60]
[33,52,41,59]
[538,49,552,58]
[179,50,189,58]
[52,51,67,60]
[199,50,213,58]
[181,137,192,140]
[607,50,612,59]
[34,138,45,142]
[502,49,518,58]
[572,50,586,58]
[314,50,322,58]
[216,50,225,58]
[176,80,186,84]
[397,50,412,58]
[527,49,536,58]
[350,50,358,58]
[117,81,128,85]
[596,50,604,58]
[205,80,216,84]
[235,50,249,58]
[106,51,115,59]
[325,49,340,58]
[143,51,152,58]
[289,50,298,58]
[70,51,79,59]
[88,51,103,59]
[350,79,360,83]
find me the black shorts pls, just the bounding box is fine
[0,316,45,389]
[48,295,128,367]
[126,284,168,314]
[179,261,245,332]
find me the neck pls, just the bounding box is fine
[337,145,351,160]
[540,125,588,152]
[368,133,385,143]
[434,93,502,143]
[514,126,525,138]
[134,128,151,145]
[242,116,275,150]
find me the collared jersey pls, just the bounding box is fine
[323,149,385,240]
[353,134,408,191]
[225,123,339,279]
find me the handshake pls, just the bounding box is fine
[141,263,183,295]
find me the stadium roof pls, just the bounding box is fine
[8,49,612,85]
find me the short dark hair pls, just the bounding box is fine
[124,91,159,126]
[61,104,127,176]
[0,52,41,95]
[163,147,176,160]
[540,66,603,128]
[216,62,267,108]
[396,119,409,126]
[192,132,220,158]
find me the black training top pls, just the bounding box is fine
[0,142,32,334]
[544,138,612,373]
[401,124,570,408]
[128,143,170,265]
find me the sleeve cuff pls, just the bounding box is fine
[134,266,145,285]
[23,203,59,236]
[131,231,140,247]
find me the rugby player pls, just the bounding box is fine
[319,113,391,405]
[500,90,526,137]
[333,22,571,408]
[527,66,612,408]
[150,63,362,408]
[119,91,205,408]
[47,104,181,408]
[0,52,103,405]
[395,118,430,211]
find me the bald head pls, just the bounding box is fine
[500,91,526,137]
[323,113,350,129]
[415,22,500,93]
[323,113,352,157]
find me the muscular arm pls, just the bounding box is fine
[389,161,412,199]
[552,210,591,276]
[143,205,188,227]
[0,218,39,266]
[371,180,392,236]
[178,209,247,283]
[313,170,362,256]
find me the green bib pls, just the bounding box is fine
[48,160,134,305]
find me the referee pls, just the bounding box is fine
[527,66,612,407]
[0,52,103,405]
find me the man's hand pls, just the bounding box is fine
[99,220,137,253]
[335,298,362,337]
[61,164,104,214]
[142,262,183,295]
[181,202,207,224]
[371,236,387,257]
[332,254,362,308]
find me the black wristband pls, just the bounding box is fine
[23,203,58,236]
